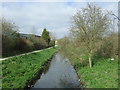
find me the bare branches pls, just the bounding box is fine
[108,11,120,21]
[70,3,111,68]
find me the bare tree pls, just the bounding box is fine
[49,31,56,47]
[108,11,120,21]
[49,31,56,41]
[70,4,111,68]
[31,26,38,35]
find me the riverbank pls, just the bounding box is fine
[72,58,118,88]
[2,47,58,89]
[0,47,54,61]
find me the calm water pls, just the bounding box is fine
[32,53,80,88]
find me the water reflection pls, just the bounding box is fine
[42,60,51,74]
[32,53,80,88]
[59,74,78,88]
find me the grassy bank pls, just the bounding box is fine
[72,58,118,88]
[2,47,49,58]
[2,47,58,89]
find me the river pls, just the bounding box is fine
[31,52,80,88]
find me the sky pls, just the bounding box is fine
[1,0,119,39]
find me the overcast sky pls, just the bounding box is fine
[1,0,118,39]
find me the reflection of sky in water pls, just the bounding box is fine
[32,53,80,88]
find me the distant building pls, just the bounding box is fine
[19,33,40,39]
[2,31,41,39]
[19,33,29,39]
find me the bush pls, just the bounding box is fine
[2,35,16,54]
[29,36,48,50]
[96,32,118,58]
[38,38,48,48]
[15,38,34,52]
[2,18,53,57]
[49,40,55,47]
[2,18,20,56]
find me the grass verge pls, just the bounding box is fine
[73,58,118,88]
[2,47,51,58]
[2,47,58,89]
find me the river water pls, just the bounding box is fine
[32,53,80,88]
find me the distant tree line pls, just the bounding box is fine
[1,18,55,57]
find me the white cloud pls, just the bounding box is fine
[100,2,118,15]
[2,0,68,2]
[2,0,119,2]
[2,2,78,38]
[0,3,2,18]
[2,2,118,39]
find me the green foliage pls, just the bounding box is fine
[49,40,55,47]
[58,3,118,68]
[57,3,118,86]
[2,47,58,89]
[77,59,118,88]
[69,3,111,68]
[67,49,118,88]
[96,32,118,59]
[29,35,47,50]
[15,38,34,52]
[2,19,20,56]
[41,28,51,46]
[2,19,52,57]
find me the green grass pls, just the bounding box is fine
[2,51,26,58]
[77,59,118,88]
[2,47,51,58]
[2,47,58,89]
[68,53,118,88]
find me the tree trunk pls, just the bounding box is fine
[89,53,92,68]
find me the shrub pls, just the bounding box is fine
[2,35,16,54]
[29,36,47,50]
[15,38,34,52]
[49,40,55,47]
[1,18,52,57]
[38,38,48,48]
[2,18,20,56]
[96,32,118,58]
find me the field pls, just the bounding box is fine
[2,47,58,89]
[75,58,118,88]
